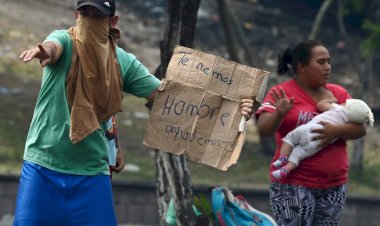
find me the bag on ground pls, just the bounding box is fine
[211,186,277,226]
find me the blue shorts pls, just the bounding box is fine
[13,161,117,226]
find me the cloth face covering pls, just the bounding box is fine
[66,16,123,144]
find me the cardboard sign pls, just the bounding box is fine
[144,46,270,170]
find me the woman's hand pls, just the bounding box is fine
[270,88,294,117]
[311,121,341,148]
[312,121,367,148]
[256,88,294,137]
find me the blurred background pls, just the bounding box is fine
[0,0,379,225]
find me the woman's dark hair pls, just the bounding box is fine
[277,40,325,76]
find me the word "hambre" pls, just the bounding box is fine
[161,94,231,126]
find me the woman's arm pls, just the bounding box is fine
[312,121,366,147]
[339,123,367,140]
[257,111,285,137]
[257,88,294,136]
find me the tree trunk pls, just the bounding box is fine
[180,0,201,47]
[336,0,361,70]
[155,151,171,225]
[159,0,182,77]
[351,54,373,172]
[308,0,334,40]
[154,0,201,225]
[228,2,256,66]
[154,1,182,223]
[217,0,240,62]
[352,138,364,173]
[160,152,196,225]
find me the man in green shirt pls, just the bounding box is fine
[14,0,255,225]
[14,1,160,225]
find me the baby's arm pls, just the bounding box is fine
[316,97,337,112]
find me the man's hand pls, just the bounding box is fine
[19,43,51,67]
[19,42,62,67]
[241,98,254,120]
[110,149,125,173]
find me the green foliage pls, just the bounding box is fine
[193,193,214,220]
[341,0,366,15]
[340,0,380,58]
[360,19,380,58]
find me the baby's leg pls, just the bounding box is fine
[271,161,297,179]
[288,146,307,166]
[273,136,322,180]
[272,125,304,168]
[273,142,321,180]
[288,124,323,165]
[289,143,321,164]
[280,142,293,156]
[272,142,293,168]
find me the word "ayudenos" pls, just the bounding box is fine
[165,124,235,151]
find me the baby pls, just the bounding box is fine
[272,98,374,179]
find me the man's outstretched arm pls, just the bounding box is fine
[19,41,63,67]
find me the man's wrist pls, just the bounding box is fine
[44,44,56,59]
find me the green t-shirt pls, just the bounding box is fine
[24,30,160,175]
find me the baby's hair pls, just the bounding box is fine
[277,40,325,76]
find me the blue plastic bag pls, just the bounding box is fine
[212,187,277,226]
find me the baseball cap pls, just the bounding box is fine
[77,0,116,16]
[345,99,374,127]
